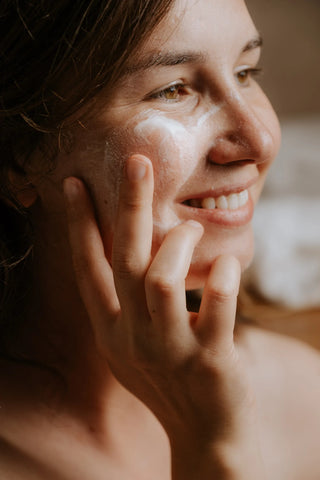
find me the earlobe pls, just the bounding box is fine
[7,170,38,208]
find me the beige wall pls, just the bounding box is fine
[246,0,320,118]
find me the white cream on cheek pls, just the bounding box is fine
[83,103,221,241]
[134,113,188,169]
[133,105,220,174]
[132,105,220,234]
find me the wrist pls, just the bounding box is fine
[170,437,265,480]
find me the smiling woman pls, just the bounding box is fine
[2,1,318,480]
[79,3,279,288]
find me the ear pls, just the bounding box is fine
[7,169,38,208]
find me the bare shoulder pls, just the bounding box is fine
[238,322,320,399]
[239,321,320,372]
[238,322,320,480]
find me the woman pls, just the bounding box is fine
[2,0,318,479]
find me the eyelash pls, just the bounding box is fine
[147,67,262,102]
[236,67,263,85]
[148,82,189,102]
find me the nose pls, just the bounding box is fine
[207,92,276,166]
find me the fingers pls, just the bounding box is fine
[63,177,119,325]
[145,220,203,337]
[195,255,241,352]
[112,155,154,315]
[64,160,240,364]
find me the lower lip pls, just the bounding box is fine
[178,194,254,227]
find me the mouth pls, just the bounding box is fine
[178,184,254,227]
[183,189,249,210]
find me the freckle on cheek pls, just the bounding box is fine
[98,138,124,220]
[95,105,221,233]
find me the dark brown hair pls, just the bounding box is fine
[0,0,172,332]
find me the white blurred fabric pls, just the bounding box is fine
[245,115,320,308]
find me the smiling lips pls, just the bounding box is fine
[181,186,254,227]
[187,189,249,210]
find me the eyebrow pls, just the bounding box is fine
[126,51,207,73]
[242,34,263,52]
[126,34,263,74]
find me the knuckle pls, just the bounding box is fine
[193,344,233,380]
[121,194,145,212]
[204,340,236,364]
[146,271,176,298]
[113,254,141,280]
[206,282,237,303]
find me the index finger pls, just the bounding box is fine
[112,155,154,314]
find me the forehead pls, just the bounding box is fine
[135,0,257,60]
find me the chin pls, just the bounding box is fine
[185,238,255,290]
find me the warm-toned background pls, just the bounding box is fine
[246,0,320,118]
[243,0,320,310]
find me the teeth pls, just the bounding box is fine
[216,195,228,209]
[228,193,240,210]
[238,190,249,205]
[199,189,248,210]
[201,197,216,209]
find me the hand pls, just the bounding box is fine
[63,155,265,479]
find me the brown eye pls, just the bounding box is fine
[163,84,182,99]
[236,68,262,86]
[237,69,249,85]
[150,83,188,101]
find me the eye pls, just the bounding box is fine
[148,82,189,102]
[236,67,262,86]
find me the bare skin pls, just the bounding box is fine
[1,0,319,479]
[1,329,320,480]
[1,163,320,479]
[1,259,320,480]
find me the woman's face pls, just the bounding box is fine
[38,0,280,290]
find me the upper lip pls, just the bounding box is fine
[177,175,259,204]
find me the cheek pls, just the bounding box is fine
[87,109,216,250]
[82,140,124,227]
[132,116,201,237]
[152,137,195,199]
[132,114,202,196]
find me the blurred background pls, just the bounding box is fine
[246,0,320,118]
[243,0,320,309]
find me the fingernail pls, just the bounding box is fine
[126,158,147,182]
[63,177,80,201]
[185,220,203,230]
